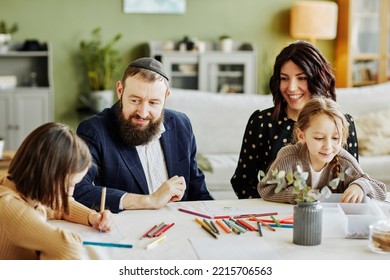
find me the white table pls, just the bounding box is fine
[51,198,390,260]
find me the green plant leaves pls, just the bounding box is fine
[265,164,350,203]
[79,27,122,91]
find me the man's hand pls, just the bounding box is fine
[122,175,186,210]
[151,175,187,208]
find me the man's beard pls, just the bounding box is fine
[115,104,164,147]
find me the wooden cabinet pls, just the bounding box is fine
[335,0,390,87]
[0,43,53,150]
[148,41,257,94]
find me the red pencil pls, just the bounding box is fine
[236,219,257,231]
[154,223,175,237]
[140,224,157,239]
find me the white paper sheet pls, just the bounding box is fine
[189,235,281,260]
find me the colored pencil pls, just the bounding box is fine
[209,220,220,234]
[232,211,278,219]
[178,208,212,219]
[271,215,281,227]
[203,219,218,234]
[236,219,257,231]
[99,187,106,233]
[200,224,218,239]
[83,241,132,249]
[215,219,231,234]
[147,222,165,237]
[267,223,293,229]
[140,224,157,239]
[213,215,231,219]
[249,215,275,232]
[229,218,247,233]
[257,221,263,237]
[194,218,212,231]
[146,235,166,250]
[153,223,175,237]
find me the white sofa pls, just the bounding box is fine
[166,82,390,199]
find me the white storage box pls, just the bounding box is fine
[321,194,380,239]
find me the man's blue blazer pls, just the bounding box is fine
[74,102,213,213]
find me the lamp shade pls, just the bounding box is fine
[290,1,338,44]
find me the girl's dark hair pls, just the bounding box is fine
[269,40,336,120]
[8,122,91,214]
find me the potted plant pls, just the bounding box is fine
[0,20,18,52]
[79,27,122,112]
[262,165,351,246]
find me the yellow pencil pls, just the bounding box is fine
[99,187,106,233]
[194,218,212,231]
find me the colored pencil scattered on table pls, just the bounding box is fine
[215,219,231,234]
[146,235,166,250]
[257,221,263,237]
[178,208,212,219]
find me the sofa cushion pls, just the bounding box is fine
[336,82,390,117]
[354,109,390,156]
[166,88,274,154]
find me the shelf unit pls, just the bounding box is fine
[147,41,257,94]
[0,42,53,150]
[335,0,390,87]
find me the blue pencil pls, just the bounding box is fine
[82,241,133,248]
[267,223,293,228]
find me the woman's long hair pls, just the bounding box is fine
[269,40,336,121]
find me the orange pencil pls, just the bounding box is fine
[216,219,231,234]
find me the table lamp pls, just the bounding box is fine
[290,1,338,45]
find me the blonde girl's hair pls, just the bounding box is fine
[8,122,92,214]
[294,97,349,191]
[293,97,349,146]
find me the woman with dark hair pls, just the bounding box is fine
[231,40,359,199]
[0,122,113,259]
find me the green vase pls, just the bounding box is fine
[293,201,323,246]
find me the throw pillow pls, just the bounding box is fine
[354,109,390,156]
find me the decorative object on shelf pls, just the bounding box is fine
[0,20,18,53]
[0,75,17,90]
[148,40,257,93]
[219,35,233,52]
[263,165,351,246]
[177,36,195,52]
[79,27,122,112]
[20,39,47,51]
[290,1,338,45]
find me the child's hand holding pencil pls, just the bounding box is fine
[87,187,113,232]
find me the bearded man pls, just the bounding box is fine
[74,58,213,213]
